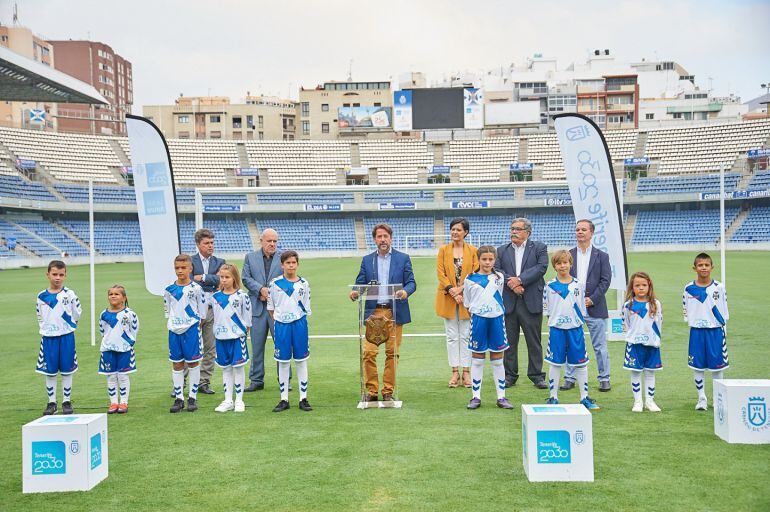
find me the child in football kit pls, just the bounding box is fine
[98,285,139,414]
[622,272,662,413]
[462,246,513,410]
[267,250,312,413]
[36,260,81,415]
[212,264,251,413]
[683,252,729,411]
[543,250,600,411]
[164,254,207,413]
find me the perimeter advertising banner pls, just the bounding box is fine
[463,88,484,129]
[554,113,627,290]
[126,114,181,296]
[393,91,413,131]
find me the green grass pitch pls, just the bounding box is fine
[1,252,768,511]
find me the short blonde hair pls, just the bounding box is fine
[550,249,573,268]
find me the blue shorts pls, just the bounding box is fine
[168,324,202,363]
[623,343,662,371]
[545,326,589,367]
[216,337,249,368]
[274,317,309,362]
[468,315,508,353]
[98,349,137,374]
[36,333,78,376]
[688,327,728,371]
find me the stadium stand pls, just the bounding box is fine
[632,208,740,245]
[0,174,59,202]
[364,191,435,203]
[257,192,355,204]
[636,173,741,195]
[731,207,770,243]
[359,140,430,184]
[0,218,61,256]
[260,217,357,251]
[444,137,518,182]
[178,218,253,254]
[445,213,576,247]
[443,189,515,202]
[747,171,770,191]
[246,140,350,185]
[60,219,142,255]
[363,217,434,249]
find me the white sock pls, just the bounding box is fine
[188,365,201,399]
[631,371,642,402]
[172,370,184,399]
[234,366,245,403]
[278,361,291,401]
[549,364,561,399]
[61,374,73,402]
[222,366,234,403]
[296,359,309,400]
[576,366,589,401]
[644,370,655,401]
[46,375,57,403]
[107,374,118,405]
[118,373,130,404]
[693,370,706,400]
[490,358,506,400]
[470,357,484,399]
[712,370,724,382]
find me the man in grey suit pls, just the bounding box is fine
[495,218,549,389]
[242,228,283,391]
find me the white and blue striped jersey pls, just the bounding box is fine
[463,271,505,318]
[682,280,729,328]
[163,281,207,334]
[543,278,586,329]
[99,307,139,352]
[267,276,311,324]
[623,299,662,347]
[212,289,252,340]
[36,287,81,337]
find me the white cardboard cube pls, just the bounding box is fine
[522,404,594,482]
[22,413,108,493]
[714,379,770,444]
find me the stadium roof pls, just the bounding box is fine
[0,45,107,104]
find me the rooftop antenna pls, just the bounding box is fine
[347,59,353,81]
[13,3,18,25]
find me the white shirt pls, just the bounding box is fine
[267,276,312,324]
[543,277,586,329]
[512,242,526,276]
[682,280,729,328]
[36,287,81,336]
[199,254,210,275]
[163,281,207,334]
[623,299,662,347]
[463,271,505,318]
[576,245,591,290]
[99,307,139,352]
[212,289,252,340]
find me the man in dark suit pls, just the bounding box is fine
[191,228,225,394]
[495,218,549,389]
[561,219,613,392]
[349,223,417,402]
[242,228,283,391]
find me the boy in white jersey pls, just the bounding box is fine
[212,264,252,413]
[543,250,600,411]
[683,252,729,411]
[622,272,662,413]
[463,246,513,410]
[36,260,81,415]
[163,254,207,413]
[267,250,312,412]
[98,285,139,414]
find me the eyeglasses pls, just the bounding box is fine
[510,227,526,232]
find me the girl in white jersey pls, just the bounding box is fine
[622,272,662,413]
[98,285,139,414]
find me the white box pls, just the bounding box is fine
[22,414,108,493]
[714,379,770,444]
[521,404,594,482]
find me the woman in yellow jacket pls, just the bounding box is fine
[435,218,478,388]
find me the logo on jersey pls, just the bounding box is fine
[215,326,229,337]
[232,298,240,308]
[121,315,129,327]
[62,296,70,306]
[712,290,720,301]
[556,316,573,326]
[536,430,571,464]
[31,441,66,475]
[742,396,768,431]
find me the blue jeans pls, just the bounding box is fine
[565,316,610,384]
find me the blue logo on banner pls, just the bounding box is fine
[379,202,415,210]
[304,203,342,212]
[395,91,412,107]
[624,157,650,166]
[143,190,166,216]
[510,163,533,171]
[747,148,770,159]
[537,430,571,464]
[31,441,66,475]
[203,205,242,213]
[90,433,102,470]
[430,165,450,175]
[451,201,489,209]
[145,162,170,187]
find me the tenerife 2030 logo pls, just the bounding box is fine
[536,430,571,464]
[31,441,66,475]
[742,396,768,432]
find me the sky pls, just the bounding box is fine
[2,0,768,112]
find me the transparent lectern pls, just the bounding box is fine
[349,283,404,409]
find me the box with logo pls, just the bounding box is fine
[521,404,593,482]
[22,413,108,493]
[714,379,770,444]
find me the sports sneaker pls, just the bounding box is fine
[581,397,601,411]
[695,397,708,411]
[632,400,643,413]
[645,399,661,412]
[43,402,57,416]
[299,398,313,411]
[496,397,514,409]
[233,400,245,413]
[186,397,198,412]
[170,398,185,413]
[108,403,120,414]
[272,400,290,412]
[117,403,128,414]
[61,401,74,415]
[215,400,234,413]
[545,397,559,405]
[467,397,481,410]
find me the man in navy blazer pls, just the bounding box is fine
[191,228,226,394]
[562,219,613,392]
[349,223,416,402]
[495,218,549,389]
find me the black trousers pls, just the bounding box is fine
[503,299,545,384]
